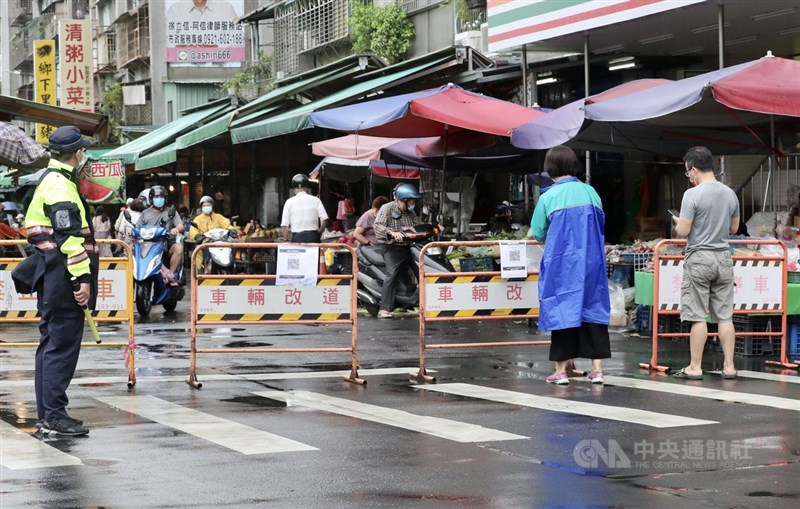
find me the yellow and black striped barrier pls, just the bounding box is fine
[188,241,364,388]
[413,240,549,383]
[0,239,138,387]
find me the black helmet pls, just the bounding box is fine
[394,183,421,201]
[291,174,309,189]
[149,185,167,205]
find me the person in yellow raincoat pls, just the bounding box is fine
[188,195,232,272]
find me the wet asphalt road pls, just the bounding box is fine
[1,299,799,509]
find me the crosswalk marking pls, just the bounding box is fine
[414,383,717,428]
[0,421,82,470]
[602,376,800,412]
[709,370,800,384]
[0,367,428,389]
[253,390,527,443]
[96,395,317,455]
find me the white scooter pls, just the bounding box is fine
[195,227,239,274]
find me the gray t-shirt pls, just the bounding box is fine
[137,206,182,229]
[680,182,739,255]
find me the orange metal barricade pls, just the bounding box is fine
[0,239,138,387]
[641,239,793,372]
[187,242,363,388]
[413,240,549,383]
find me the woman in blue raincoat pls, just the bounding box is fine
[530,146,610,385]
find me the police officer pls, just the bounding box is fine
[280,174,328,242]
[25,125,98,437]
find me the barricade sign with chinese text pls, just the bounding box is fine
[189,242,363,388]
[415,240,549,383]
[0,239,138,387]
[643,239,793,372]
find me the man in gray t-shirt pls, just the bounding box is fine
[672,146,740,381]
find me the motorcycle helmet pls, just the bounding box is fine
[199,195,214,206]
[149,185,167,206]
[290,173,309,189]
[394,183,421,201]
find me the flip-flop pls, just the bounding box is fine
[673,368,703,380]
[721,371,738,379]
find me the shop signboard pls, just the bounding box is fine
[165,0,245,66]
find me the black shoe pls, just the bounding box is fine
[41,418,89,437]
[36,417,83,430]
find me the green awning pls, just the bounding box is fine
[175,66,358,150]
[230,57,451,145]
[84,147,113,160]
[103,104,228,164]
[135,142,178,171]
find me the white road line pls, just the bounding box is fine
[253,390,527,443]
[708,370,800,384]
[414,383,717,428]
[0,421,82,470]
[0,367,427,388]
[96,395,317,455]
[603,376,800,412]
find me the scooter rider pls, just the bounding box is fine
[372,183,423,319]
[136,185,183,283]
[188,195,233,270]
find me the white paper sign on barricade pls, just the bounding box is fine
[276,245,318,286]
[196,282,351,317]
[657,259,784,310]
[0,266,128,313]
[499,241,527,279]
[425,276,539,315]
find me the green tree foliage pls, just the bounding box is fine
[101,83,124,142]
[349,2,415,64]
[221,51,274,95]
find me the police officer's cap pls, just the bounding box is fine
[48,126,92,155]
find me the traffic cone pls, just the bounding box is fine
[319,249,328,275]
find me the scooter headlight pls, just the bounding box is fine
[145,256,160,276]
[139,228,157,240]
[427,247,443,255]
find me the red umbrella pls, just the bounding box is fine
[310,83,545,138]
[0,121,49,169]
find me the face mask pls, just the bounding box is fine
[202,205,213,215]
[153,197,166,208]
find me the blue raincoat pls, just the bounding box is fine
[530,177,610,330]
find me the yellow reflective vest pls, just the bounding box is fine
[24,159,95,280]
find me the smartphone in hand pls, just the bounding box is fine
[668,209,679,217]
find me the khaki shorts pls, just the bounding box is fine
[680,250,734,323]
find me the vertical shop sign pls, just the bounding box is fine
[58,19,93,112]
[34,41,56,143]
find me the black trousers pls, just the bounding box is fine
[549,322,611,362]
[291,231,321,243]
[380,244,416,312]
[35,300,85,422]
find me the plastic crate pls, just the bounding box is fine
[632,252,654,271]
[459,256,494,272]
[730,315,782,357]
[636,305,689,336]
[788,271,800,284]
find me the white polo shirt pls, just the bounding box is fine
[280,191,328,233]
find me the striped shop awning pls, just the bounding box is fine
[487,0,706,53]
